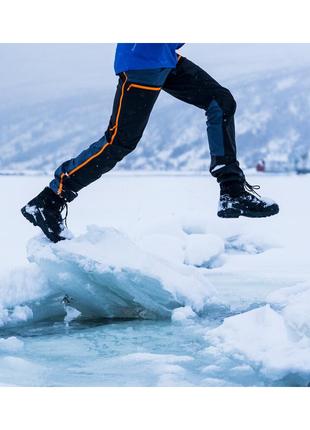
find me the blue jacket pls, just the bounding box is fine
[114,43,185,74]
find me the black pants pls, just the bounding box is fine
[50,57,245,201]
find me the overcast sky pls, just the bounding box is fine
[1,44,310,106]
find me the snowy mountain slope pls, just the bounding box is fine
[1,66,310,172]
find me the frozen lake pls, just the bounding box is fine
[0,172,309,386]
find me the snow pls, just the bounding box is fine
[206,304,310,379]
[275,77,297,92]
[0,172,309,386]
[138,233,185,265]
[184,234,224,268]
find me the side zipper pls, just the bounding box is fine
[127,83,161,92]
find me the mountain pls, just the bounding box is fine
[1,66,310,173]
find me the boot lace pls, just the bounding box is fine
[244,181,261,198]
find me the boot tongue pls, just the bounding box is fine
[220,180,245,197]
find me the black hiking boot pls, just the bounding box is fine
[21,187,69,243]
[218,180,279,218]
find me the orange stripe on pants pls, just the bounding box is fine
[57,74,128,195]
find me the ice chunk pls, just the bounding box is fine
[119,353,194,387]
[27,226,215,320]
[0,265,50,308]
[206,304,310,379]
[10,305,33,322]
[64,305,81,324]
[225,232,276,254]
[0,305,33,327]
[171,306,196,322]
[268,282,310,336]
[0,337,24,353]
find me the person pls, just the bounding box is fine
[256,159,266,172]
[21,43,279,243]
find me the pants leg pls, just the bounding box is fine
[162,57,245,184]
[49,69,170,201]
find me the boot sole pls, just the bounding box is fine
[21,205,65,243]
[218,204,279,219]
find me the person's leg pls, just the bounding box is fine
[162,56,279,218]
[162,56,244,186]
[50,69,171,202]
[22,68,172,241]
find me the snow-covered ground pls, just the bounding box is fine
[0,172,310,386]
